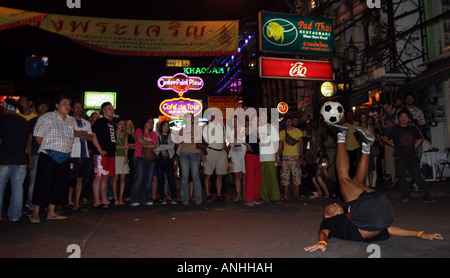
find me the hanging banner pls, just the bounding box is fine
[259,57,334,81]
[0,6,239,57]
[259,11,334,56]
[0,6,48,31]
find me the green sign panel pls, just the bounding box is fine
[259,11,334,56]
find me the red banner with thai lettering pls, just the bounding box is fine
[259,57,334,81]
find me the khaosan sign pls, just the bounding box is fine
[259,57,334,81]
[159,97,203,119]
[157,73,204,96]
[259,11,333,56]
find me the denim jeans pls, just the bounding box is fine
[179,152,202,203]
[27,154,39,211]
[130,157,155,204]
[0,165,27,220]
[155,158,177,200]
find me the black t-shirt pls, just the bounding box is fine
[245,133,260,155]
[386,126,422,157]
[320,214,390,242]
[92,117,116,157]
[0,113,29,165]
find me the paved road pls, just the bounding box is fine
[0,181,449,260]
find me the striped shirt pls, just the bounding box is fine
[33,111,74,154]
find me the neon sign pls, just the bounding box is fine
[159,97,203,119]
[157,73,204,96]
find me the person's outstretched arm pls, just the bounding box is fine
[388,226,443,240]
[304,229,330,252]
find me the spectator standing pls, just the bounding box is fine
[404,93,426,132]
[202,115,228,202]
[25,98,50,214]
[381,101,398,187]
[243,114,261,207]
[91,102,116,209]
[68,100,94,211]
[177,113,203,205]
[30,95,74,223]
[154,121,177,205]
[258,117,281,203]
[112,119,129,206]
[342,110,359,178]
[356,113,376,187]
[276,116,304,200]
[129,117,157,206]
[0,99,29,222]
[124,119,136,202]
[18,95,37,121]
[227,116,246,202]
[384,109,435,203]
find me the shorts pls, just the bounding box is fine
[204,149,228,175]
[346,191,394,231]
[280,155,301,186]
[230,151,246,173]
[115,156,130,175]
[69,157,93,179]
[93,155,115,177]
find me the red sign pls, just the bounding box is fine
[277,102,289,114]
[259,57,334,81]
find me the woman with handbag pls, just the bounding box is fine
[30,95,74,223]
[129,117,157,207]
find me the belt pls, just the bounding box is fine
[206,147,224,152]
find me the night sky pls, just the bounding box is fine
[0,0,277,126]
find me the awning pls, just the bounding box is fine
[399,54,450,93]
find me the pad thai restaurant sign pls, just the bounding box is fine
[259,11,334,56]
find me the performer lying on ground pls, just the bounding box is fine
[304,124,443,252]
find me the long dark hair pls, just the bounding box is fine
[141,117,154,132]
[158,120,170,135]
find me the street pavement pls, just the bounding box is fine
[0,180,449,261]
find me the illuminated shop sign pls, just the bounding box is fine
[84,91,117,109]
[259,57,334,81]
[157,73,204,96]
[159,97,203,119]
[321,81,337,97]
[277,102,289,114]
[166,59,191,67]
[183,67,230,75]
[259,11,334,56]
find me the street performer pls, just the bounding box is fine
[304,123,443,252]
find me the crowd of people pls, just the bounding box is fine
[0,92,435,224]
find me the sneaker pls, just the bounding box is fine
[422,192,436,203]
[195,201,202,205]
[143,201,154,206]
[170,200,178,205]
[355,126,375,145]
[182,201,189,206]
[253,199,262,205]
[9,218,20,222]
[130,202,140,207]
[161,198,167,205]
[328,123,349,136]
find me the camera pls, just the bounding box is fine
[321,162,327,167]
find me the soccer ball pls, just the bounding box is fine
[320,101,344,125]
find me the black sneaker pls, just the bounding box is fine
[422,192,436,203]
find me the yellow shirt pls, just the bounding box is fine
[343,121,359,151]
[279,128,303,156]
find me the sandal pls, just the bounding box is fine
[47,214,67,220]
[29,215,40,224]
